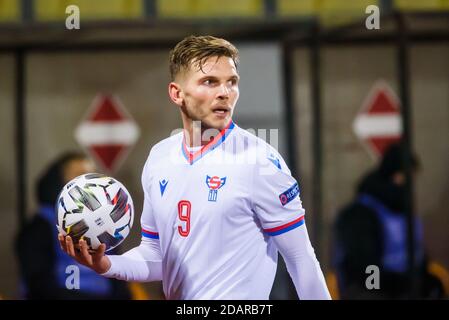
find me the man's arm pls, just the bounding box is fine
[102,237,163,282]
[58,235,163,282]
[272,224,331,300]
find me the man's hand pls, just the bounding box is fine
[58,233,111,274]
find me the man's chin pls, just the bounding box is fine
[203,117,231,131]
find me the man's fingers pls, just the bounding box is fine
[79,239,93,265]
[66,236,76,257]
[93,244,106,264]
[58,233,67,252]
[62,236,106,270]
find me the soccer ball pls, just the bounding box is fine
[56,173,134,252]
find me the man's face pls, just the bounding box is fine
[63,158,96,183]
[175,56,239,131]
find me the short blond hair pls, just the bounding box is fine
[169,35,239,81]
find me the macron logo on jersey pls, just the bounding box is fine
[279,182,300,206]
[268,153,282,170]
[206,175,226,202]
[159,179,168,196]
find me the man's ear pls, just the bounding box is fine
[168,82,184,106]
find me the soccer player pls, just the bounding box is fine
[59,35,331,300]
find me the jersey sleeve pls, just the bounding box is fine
[251,147,305,236]
[140,152,159,240]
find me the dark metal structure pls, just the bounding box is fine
[289,10,448,297]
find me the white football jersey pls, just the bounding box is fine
[140,121,305,299]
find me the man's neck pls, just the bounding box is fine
[182,118,229,148]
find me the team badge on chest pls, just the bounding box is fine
[205,175,227,202]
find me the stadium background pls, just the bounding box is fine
[0,0,448,299]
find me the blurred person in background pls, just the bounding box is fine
[15,152,132,299]
[333,142,445,299]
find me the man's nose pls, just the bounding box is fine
[216,84,230,100]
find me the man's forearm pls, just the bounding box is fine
[101,238,163,282]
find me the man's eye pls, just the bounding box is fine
[204,79,214,85]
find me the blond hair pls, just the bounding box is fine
[169,35,239,81]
